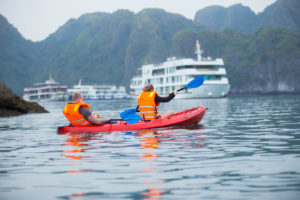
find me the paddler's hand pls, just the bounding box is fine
[173,90,177,95]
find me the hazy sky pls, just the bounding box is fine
[0,0,277,41]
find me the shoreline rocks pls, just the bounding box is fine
[0,82,48,117]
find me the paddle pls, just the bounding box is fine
[120,108,136,119]
[123,114,141,124]
[176,75,204,92]
[111,114,141,125]
[111,109,141,124]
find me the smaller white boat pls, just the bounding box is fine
[23,75,68,102]
[67,79,130,100]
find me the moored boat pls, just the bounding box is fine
[23,75,67,102]
[67,79,130,100]
[57,106,206,134]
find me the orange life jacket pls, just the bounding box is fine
[63,102,93,126]
[138,91,160,120]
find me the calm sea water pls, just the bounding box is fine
[0,95,300,200]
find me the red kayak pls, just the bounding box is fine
[57,106,206,134]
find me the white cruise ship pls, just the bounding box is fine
[23,75,68,101]
[130,40,230,98]
[67,80,130,100]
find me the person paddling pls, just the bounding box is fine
[63,92,111,126]
[137,84,177,121]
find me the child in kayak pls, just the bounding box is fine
[137,84,177,121]
[63,92,111,126]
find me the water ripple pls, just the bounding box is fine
[0,95,300,199]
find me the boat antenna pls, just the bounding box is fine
[195,40,203,61]
[79,79,81,86]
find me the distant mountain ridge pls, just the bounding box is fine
[194,0,300,34]
[0,0,300,96]
[194,4,257,33]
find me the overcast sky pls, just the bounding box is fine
[0,0,277,41]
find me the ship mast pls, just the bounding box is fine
[49,73,54,81]
[195,40,203,61]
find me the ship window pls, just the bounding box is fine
[170,67,176,73]
[156,77,163,84]
[176,65,194,70]
[28,90,38,94]
[204,75,221,80]
[152,69,165,76]
[195,65,214,71]
[172,76,181,82]
[41,89,50,92]
[165,87,169,93]
[157,87,164,94]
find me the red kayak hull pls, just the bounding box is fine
[57,106,206,134]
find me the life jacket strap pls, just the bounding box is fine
[144,116,156,119]
[69,117,86,123]
[78,120,90,126]
[140,111,156,114]
[139,105,157,109]
[70,120,90,126]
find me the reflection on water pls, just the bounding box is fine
[0,95,300,199]
[58,127,206,199]
[63,132,92,160]
[138,130,164,199]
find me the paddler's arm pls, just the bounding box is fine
[87,115,111,125]
[79,107,111,125]
[155,90,177,103]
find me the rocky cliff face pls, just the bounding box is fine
[0,82,48,116]
[227,55,300,94]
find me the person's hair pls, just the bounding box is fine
[72,92,83,102]
[143,84,154,92]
